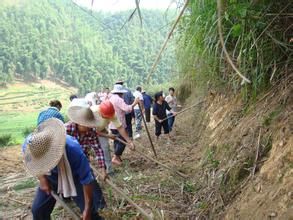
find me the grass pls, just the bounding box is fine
[0,80,76,145]
[13,177,37,191]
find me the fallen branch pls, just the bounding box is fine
[161,100,204,122]
[115,137,189,179]
[51,191,80,220]
[216,0,251,83]
[252,128,261,176]
[91,166,153,220]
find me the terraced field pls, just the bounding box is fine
[0,80,76,144]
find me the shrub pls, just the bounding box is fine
[0,134,12,147]
[22,126,35,137]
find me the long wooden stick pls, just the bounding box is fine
[138,103,157,158]
[51,191,80,220]
[146,0,190,83]
[98,133,188,178]
[161,100,204,122]
[91,166,153,220]
[116,137,188,179]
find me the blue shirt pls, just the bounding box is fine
[143,93,153,109]
[22,135,94,185]
[37,107,64,125]
[123,88,134,105]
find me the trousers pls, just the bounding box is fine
[110,129,126,156]
[98,136,113,174]
[31,175,105,220]
[134,109,142,133]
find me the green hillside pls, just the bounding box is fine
[0,0,176,94]
[0,80,76,144]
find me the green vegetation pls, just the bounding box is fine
[0,81,74,144]
[13,177,37,191]
[0,0,176,94]
[177,0,292,101]
[0,134,12,147]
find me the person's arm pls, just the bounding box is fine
[117,126,135,150]
[118,98,134,113]
[153,115,162,123]
[82,183,93,220]
[37,175,51,195]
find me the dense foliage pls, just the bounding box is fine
[177,0,292,101]
[0,0,176,93]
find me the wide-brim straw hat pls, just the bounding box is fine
[111,84,127,94]
[68,98,100,128]
[23,118,66,176]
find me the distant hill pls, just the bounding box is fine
[0,0,177,94]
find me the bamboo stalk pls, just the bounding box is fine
[98,133,188,178]
[146,0,190,83]
[91,166,153,220]
[138,103,157,158]
[115,137,189,179]
[161,100,204,122]
[51,191,80,220]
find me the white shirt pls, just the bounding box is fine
[165,95,177,114]
[85,92,99,106]
[133,90,143,110]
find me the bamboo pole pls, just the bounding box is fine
[51,191,80,220]
[138,103,157,158]
[91,166,153,220]
[99,133,188,178]
[116,136,188,178]
[161,100,204,122]
[146,0,190,83]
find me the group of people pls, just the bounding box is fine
[22,80,179,219]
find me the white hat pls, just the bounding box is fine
[67,98,101,128]
[111,84,127,94]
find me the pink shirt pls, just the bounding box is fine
[109,94,132,129]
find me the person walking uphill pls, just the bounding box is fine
[142,90,153,123]
[153,91,177,141]
[133,86,144,139]
[37,100,64,125]
[165,87,179,132]
[90,100,135,173]
[109,84,138,165]
[115,80,135,138]
[66,98,107,180]
[22,118,105,220]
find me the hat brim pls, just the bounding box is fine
[111,89,127,94]
[24,118,66,176]
[68,106,99,128]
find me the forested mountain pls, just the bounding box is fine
[0,0,176,93]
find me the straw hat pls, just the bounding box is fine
[23,118,66,176]
[111,84,127,94]
[68,98,100,128]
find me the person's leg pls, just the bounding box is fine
[145,108,151,122]
[135,109,142,133]
[98,136,113,174]
[162,120,171,140]
[72,179,105,220]
[125,113,133,138]
[31,184,57,220]
[155,121,162,141]
[111,129,126,165]
[167,113,175,132]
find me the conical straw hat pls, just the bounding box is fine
[67,98,101,128]
[23,118,66,176]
